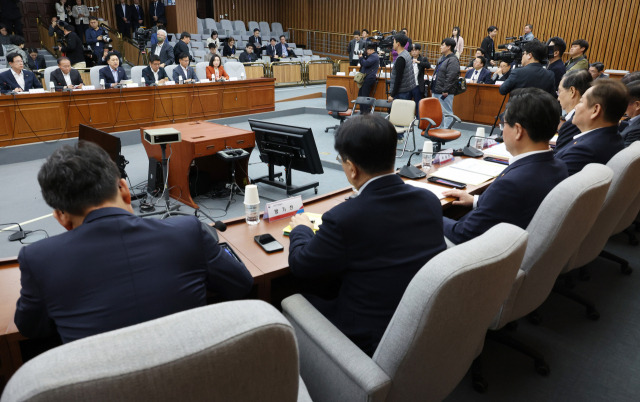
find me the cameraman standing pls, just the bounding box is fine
[430,38,460,128]
[60,23,85,68]
[85,17,107,61]
[498,40,556,96]
[357,43,380,113]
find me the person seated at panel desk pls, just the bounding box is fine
[554,79,627,176]
[287,114,446,356]
[442,88,568,245]
[141,54,169,85]
[0,52,43,94]
[490,60,511,84]
[98,52,128,88]
[206,54,229,81]
[464,55,492,84]
[14,142,253,344]
[50,56,84,90]
[173,52,197,83]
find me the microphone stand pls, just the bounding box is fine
[489,94,508,140]
[397,151,457,179]
[463,135,489,157]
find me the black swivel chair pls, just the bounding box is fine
[325,86,352,132]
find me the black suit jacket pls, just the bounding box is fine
[275,42,293,58]
[248,35,263,50]
[99,66,128,86]
[288,175,446,355]
[0,69,43,93]
[173,40,191,64]
[115,3,132,34]
[150,42,174,65]
[444,152,568,244]
[620,117,640,147]
[413,56,431,94]
[547,59,566,89]
[499,62,557,96]
[554,115,581,153]
[130,3,145,30]
[14,208,253,343]
[465,67,492,84]
[239,52,258,63]
[480,36,495,60]
[50,68,83,90]
[149,1,166,24]
[26,55,46,71]
[265,44,277,60]
[223,44,236,57]
[554,125,624,175]
[61,31,85,64]
[141,65,168,85]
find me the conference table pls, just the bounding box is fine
[0,78,276,148]
[0,155,496,388]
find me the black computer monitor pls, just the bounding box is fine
[78,124,126,178]
[249,119,324,195]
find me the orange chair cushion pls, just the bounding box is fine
[328,110,353,117]
[424,128,461,141]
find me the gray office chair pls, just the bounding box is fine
[472,163,613,390]
[283,223,528,402]
[2,301,312,402]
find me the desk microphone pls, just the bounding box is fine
[212,220,227,232]
[399,151,427,179]
[463,135,487,157]
[7,222,31,242]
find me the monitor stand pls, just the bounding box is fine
[253,160,319,196]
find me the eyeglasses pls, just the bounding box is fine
[336,154,344,163]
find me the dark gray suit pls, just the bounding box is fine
[150,42,174,66]
[141,65,168,85]
[50,68,84,90]
[620,117,640,147]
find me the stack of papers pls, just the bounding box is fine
[483,143,513,160]
[449,159,508,177]
[405,181,447,199]
[283,213,323,236]
[428,158,508,186]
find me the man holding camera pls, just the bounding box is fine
[348,30,365,66]
[60,23,85,68]
[498,40,556,96]
[85,17,108,61]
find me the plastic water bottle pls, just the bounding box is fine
[422,140,433,170]
[49,82,55,92]
[141,77,145,86]
[99,79,105,90]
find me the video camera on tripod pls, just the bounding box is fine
[495,36,554,66]
[370,29,397,64]
[134,27,152,50]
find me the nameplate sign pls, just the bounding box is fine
[81,85,96,90]
[229,77,238,81]
[263,195,304,222]
[164,80,176,85]
[28,88,45,94]
[336,72,346,76]
[199,79,210,83]
[126,83,139,88]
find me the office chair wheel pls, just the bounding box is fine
[472,378,488,393]
[620,264,632,275]
[527,311,542,325]
[578,267,590,281]
[586,307,600,321]
[534,360,550,376]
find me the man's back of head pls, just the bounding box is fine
[522,39,547,63]
[504,88,561,146]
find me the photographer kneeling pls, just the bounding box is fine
[498,39,556,96]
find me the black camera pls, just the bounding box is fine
[495,36,527,64]
[102,33,111,43]
[134,27,152,50]
[52,37,67,52]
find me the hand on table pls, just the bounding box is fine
[442,189,473,207]
[289,214,313,230]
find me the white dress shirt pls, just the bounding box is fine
[11,69,25,90]
[62,72,73,87]
[154,41,163,56]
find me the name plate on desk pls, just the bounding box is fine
[165,81,176,86]
[126,83,139,88]
[199,79,210,83]
[28,88,45,94]
[229,77,238,81]
[264,195,303,222]
[81,85,96,90]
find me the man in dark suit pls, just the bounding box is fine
[555,79,627,175]
[546,37,567,89]
[239,44,258,63]
[50,56,84,90]
[150,29,173,67]
[276,35,294,59]
[443,88,568,245]
[173,52,196,83]
[465,56,492,84]
[26,48,46,71]
[248,28,263,53]
[480,25,498,65]
[499,40,556,96]
[265,37,278,61]
[490,60,511,84]
[14,142,253,344]
[149,0,166,26]
[99,52,128,88]
[130,0,145,33]
[620,81,640,147]
[554,70,592,153]
[60,23,85,68]
[358,43,380,113]
[347,30,365,66]
[287,114,446,356]
[0,53,43,93]
[173,32,192,64]
[142,54,169,85]
[115,0,132,38]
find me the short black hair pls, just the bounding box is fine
[270,37,276,42]
[148,54,161,63]
[178,52,189,60]
[362,29,369,35]
[475,47,485,55]
[7,52,22,63]
[622,71,640,86]
[547,36,566,56]
[488,26,498,33]
[211,30,218,37]
[180,31,191,39]
[106,52,119,62]
[590,62,605,72]
[366,43,377,51]
[571,39,589,53]
[38,141,120,215]
[525,24,533,30]
[10,34,25,46]
[522,39,548,62]
[442,37,456,53]
[245,43,254,49]
[334,114,397,175]
[475,56,487,67]
[56,56,70,65]
[628,81,640,101]
[394,33,408,48]
[561,69,592,96]
[353,30,360,36]
[279,35,285,40]
[253,28,260,33]
[504,88,561,143]
[0,23,7,31]
[208,42,216,49]
[410,43,421,51]
[28,48,38,54]
[89,16,98,22]
[586,79,629,123]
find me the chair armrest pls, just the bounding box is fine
[443,113,462,129]
[282,294,392,402]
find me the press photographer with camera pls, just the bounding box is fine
[348,30,365,66]
[59,22,85,68]
[357,42,380,113]
[48,16,64,37]
[85,17,110,60]
[498,39,556,96]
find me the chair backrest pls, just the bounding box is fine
[259,21,271,35]
[569,141,640,268]
[164,64,178,81]
[43,66,59,90]
[326,86,349,113]
[190,41,203,49]
[374,223,528,402]
[492,163,613,327]
[190,33,202,41]
[225,61,246,79]
[1,301,302,402]
[204,18,216,30]
[293,48,303,56]
[220,19,234,35]
[272,22,284,33]
[233,20,246,33]
[303,49,313,56]
[89,65,102,86]
[195,61,208,80]
[248,21,260,32]
[388,99,416,127]
[418,97,443,129]
[130,65,145,85]
[197,19,204,34]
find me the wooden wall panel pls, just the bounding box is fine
[277,0,640,71]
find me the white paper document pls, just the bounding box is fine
[405,180,447,199]
[428,166,493,186]
[449,158,507,177]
